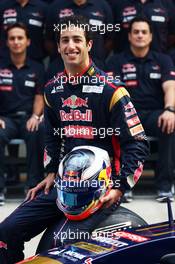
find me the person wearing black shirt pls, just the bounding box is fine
[0,0,47,62]
[0,23,45,205]
[107,16,175,202]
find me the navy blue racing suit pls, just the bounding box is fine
[0,61,149,263]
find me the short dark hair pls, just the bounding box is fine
[128,16,153,33]
[55,15,94,43]
[6,22,30,39]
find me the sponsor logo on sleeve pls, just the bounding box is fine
[127,115,140,128]
[129,124,144,136]
[124,102,134,110]
[124,102,137,117]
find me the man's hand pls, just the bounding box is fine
[100,189,123,208]
[0,119,5,129]
[26,173,56,201]
[158,111,175,134]
[26,116,39,132]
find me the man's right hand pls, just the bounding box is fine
[0,119,5,129]
[26,173,56,201]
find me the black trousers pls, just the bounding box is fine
[138,110,175,192]
[0,116,44,190]
[0,187,116,264]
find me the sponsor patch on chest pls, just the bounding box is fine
[82,85,104,93]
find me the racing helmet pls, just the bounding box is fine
[55,146,112,220]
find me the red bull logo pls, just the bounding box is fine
[66,170,78,177]
[60,110,92,122]
[61,95,88,109]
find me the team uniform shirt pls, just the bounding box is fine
[112,0,175,52]
[106,49,175,110]
[0,58,45,116]
[44,61,149,194]
[45,0,113,61]
[0,0,47,61]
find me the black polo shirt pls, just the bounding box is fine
[45,0,113,61]
[106,49,175,110]
[0,0,47,61]
[112,0,175,52]
[0,58,45,116]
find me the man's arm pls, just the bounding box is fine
[26,94,44,132]
[102,86,149,207]
[158,80,175,134]
[26,91,61,200]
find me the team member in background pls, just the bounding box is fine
[0,0,47,62]
[107,16,175,202]
[111,0,175,53]
[0,23,45,205]
[45,0,114,62]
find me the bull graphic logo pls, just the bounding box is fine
[61,95,88,109]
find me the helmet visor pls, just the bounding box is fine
[55,177,105,209]
[57,189,97,207]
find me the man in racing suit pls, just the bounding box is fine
[0,15,149,264]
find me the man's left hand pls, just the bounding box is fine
[26,116,39,132]
[158,111,175,134]
[100,189,123,208]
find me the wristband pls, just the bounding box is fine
[164,106,175,113]
[32,114,40,120]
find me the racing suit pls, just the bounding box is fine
[0,61,149,264]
